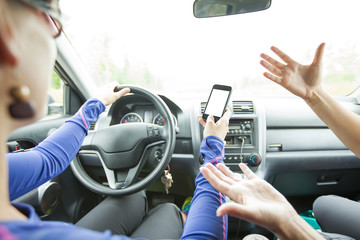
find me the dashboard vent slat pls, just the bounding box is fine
[201,101,254,115]
[89,120,97,131]
[232,101,254,114]
[200,102,206,114]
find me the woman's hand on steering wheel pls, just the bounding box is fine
[96,82,130,106]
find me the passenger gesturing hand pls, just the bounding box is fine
[201,163,325,240]
[201,163,296,234]
[260,43,326,101]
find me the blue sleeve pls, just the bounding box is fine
[8,98,105,201]
[181,136,228,240]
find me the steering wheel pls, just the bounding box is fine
[70,85,176,196]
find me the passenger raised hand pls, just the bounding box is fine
[260,43,326,101]
[95,82,130,106]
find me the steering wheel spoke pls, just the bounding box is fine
[102,140,166,189]
[104,163,139,190]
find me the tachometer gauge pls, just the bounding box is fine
[153,114,177,127]
[120,113,143,124]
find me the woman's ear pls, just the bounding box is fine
[0,1,18,67]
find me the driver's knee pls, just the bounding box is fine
[131,203,184,239]
[76,191,147,235]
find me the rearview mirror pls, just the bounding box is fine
[193,0,271,18]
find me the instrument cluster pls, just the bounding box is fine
[120,112,178,127]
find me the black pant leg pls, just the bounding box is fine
[76,191,147,235]
[130,203,184,239]
[313,195,360,240]
[319,232,355,240]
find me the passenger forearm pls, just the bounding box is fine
[274,214,324,240]
[306,87,360,157]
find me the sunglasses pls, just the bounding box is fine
[19,0,62,38]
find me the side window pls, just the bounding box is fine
[47,71,64,116]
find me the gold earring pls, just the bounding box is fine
[8,72,35,119]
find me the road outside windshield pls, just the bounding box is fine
[60,0,360,102]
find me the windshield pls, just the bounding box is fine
[60,0,360,102]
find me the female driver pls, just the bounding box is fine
[0,1,230,239]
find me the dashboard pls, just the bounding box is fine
[8,89,360,209]
[8,91,360,226]
[86,94,360,197]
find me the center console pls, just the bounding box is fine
[200,100,266,173]
[224,118,262,172]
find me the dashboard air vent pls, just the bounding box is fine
[89,120,97,131]
[200,102,206,114]
[201,101,254,114]
[233,101,254,114]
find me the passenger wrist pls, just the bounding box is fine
[274,212,323,240]
[304,86,326,106]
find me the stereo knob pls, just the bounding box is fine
[245,124,251,130]
[249,153,262,167]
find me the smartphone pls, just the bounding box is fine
[202,84,232,122]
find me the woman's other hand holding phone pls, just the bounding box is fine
[198,108,231,141]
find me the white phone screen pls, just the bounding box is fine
[204,89,230,117]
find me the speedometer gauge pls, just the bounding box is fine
[120,113,143,124]
[153,114,177,127]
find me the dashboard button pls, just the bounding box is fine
[249,153,262,167]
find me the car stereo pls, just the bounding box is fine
[224,119,262,171]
